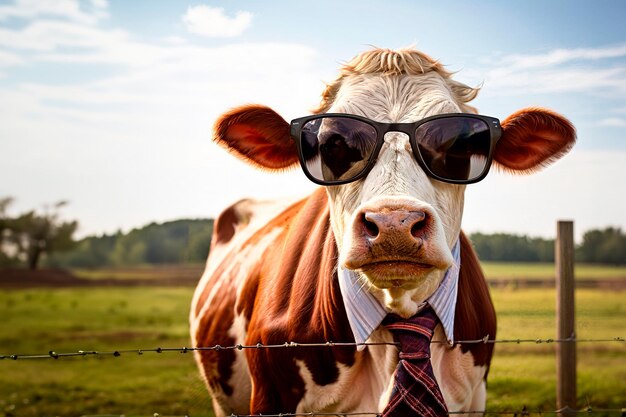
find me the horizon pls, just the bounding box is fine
[1,0,625,242]
[59,216,620,246]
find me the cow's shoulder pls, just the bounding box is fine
[212,196,301,249]
[192,196,300,321]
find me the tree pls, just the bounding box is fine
[0,197,12,242]
[577,227,626,265]
[8,201,79,269]
[0,197,16,266]
[469,232,554,262]
[187,219,213,262]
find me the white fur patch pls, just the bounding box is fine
[294,337,397,413]
[226,313,252,411]
[430,326,488,413]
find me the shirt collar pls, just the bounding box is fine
[338,239,460,350]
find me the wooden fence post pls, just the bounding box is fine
[556,220,576,415]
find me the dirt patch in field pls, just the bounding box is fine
[0,268,201,288]
[1,268,624,290]
[488,278,626,290]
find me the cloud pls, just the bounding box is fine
[502,44,626,69]
[485,67,626,94]
[0,0,108,25]
[182,5,252,38]
[611,106,626,114]
[0,0,319,121]
[477,44,626,96]
[599,117,626,127]
[0,49,23,67]
[0,20,129,52]
[162,36,187,46]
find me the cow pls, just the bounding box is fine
[190,47,575,416]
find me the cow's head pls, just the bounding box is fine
[213,48,575,317]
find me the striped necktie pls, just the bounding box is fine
[382,305,448,417]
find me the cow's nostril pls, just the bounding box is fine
[410,212,427,239]
[361,213,380,238]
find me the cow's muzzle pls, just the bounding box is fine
[342,198,453,289]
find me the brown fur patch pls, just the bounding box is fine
[455,232,497,375]
[213,202,240,245]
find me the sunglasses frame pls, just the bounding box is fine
[289,112,502,186]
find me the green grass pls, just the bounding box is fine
[0,286,624,416]
[0,287,212,417]
[487,289,625,414]
[481,262,626,280]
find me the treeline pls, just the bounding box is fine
[469,233,554,262]
[45,219,214,268]
[469,227,626,265]
[43,221,624,268]
[7,195,619,268]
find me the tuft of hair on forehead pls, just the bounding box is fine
[313,47,480,114]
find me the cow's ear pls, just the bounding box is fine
[214,104,299,170]
[494,108,576,173]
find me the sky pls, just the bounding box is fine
[0,0,625,242]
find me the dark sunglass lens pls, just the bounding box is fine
[415,117,491,181]
[300,117,378,183]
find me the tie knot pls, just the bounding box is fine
[384,306,439,352]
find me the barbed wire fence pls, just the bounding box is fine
[1,337,625,361]
[75,408,626,417]
[2,338,625,416]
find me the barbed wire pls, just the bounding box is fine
[221,407,626,416]
[75,406,626,417]
[1,337,623,361]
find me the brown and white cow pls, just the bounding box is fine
[190,48,575,416]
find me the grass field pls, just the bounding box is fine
[481,262,626,280]
[0,280,624,416]
[0,287,211,416]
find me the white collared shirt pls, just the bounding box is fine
[338,240,460,350]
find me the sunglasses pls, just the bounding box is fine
[289,113,502,185]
